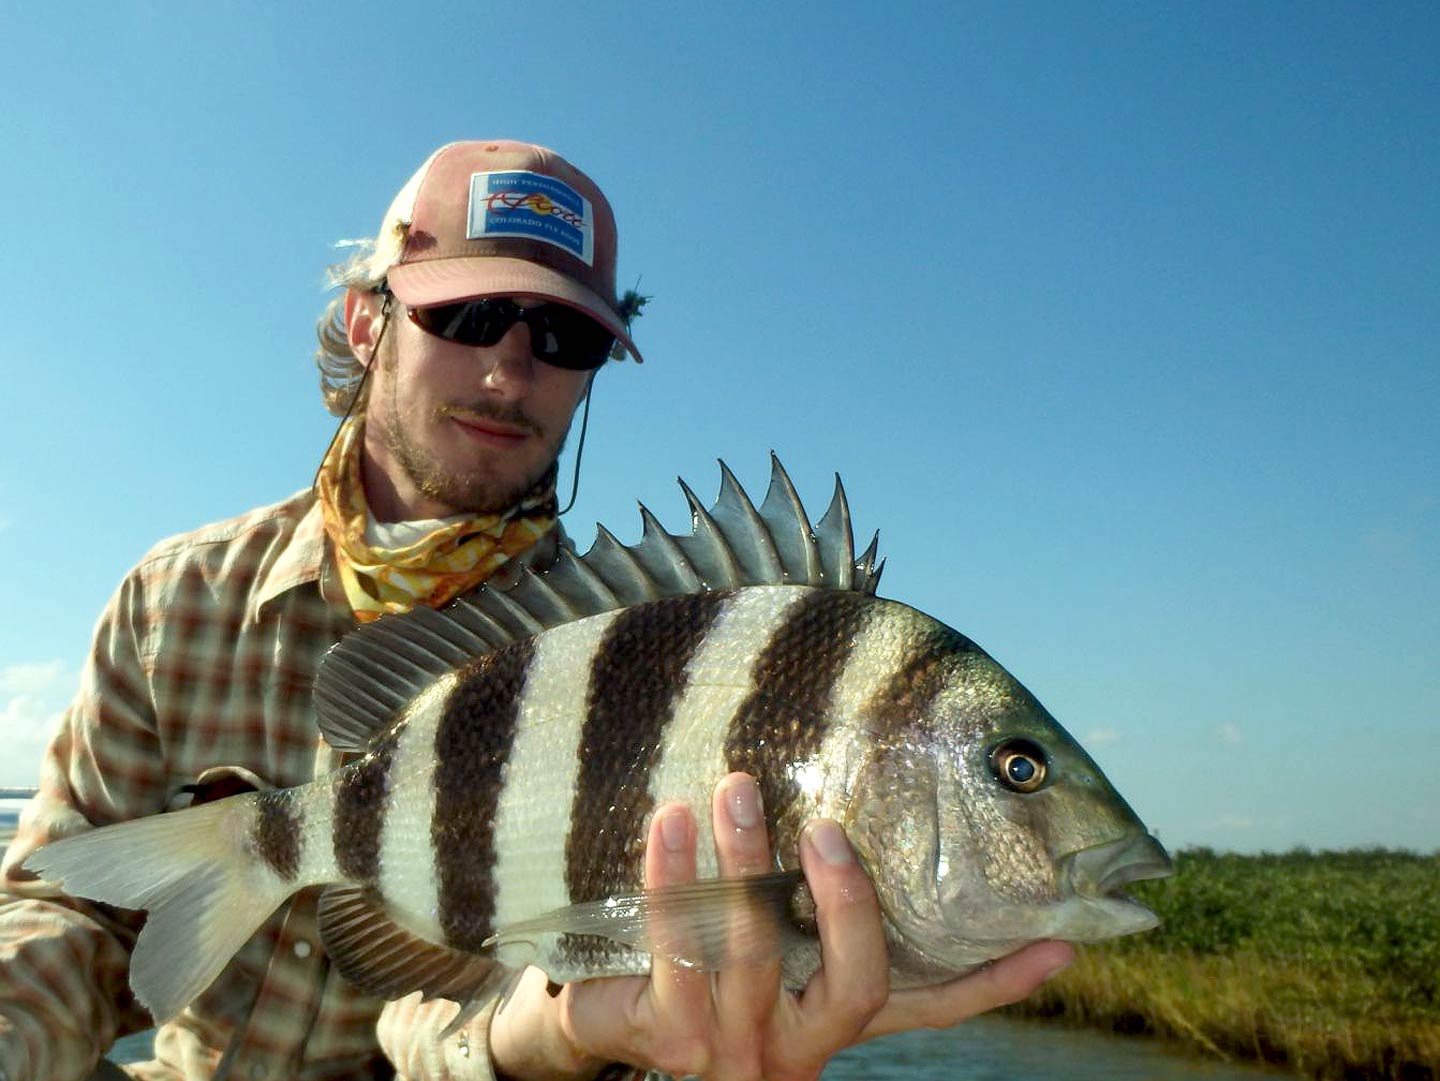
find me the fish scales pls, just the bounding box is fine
[554,587,828,975]
[251,789,303,883]
[490,610,623,948]
[568,592,732,906]
[484,588,960,979]
[374,673,457,943]
[333,722,402,883]
[723,589,872,866]
[23,458,1173,1026]
[432,637,536,952]
[644,587,815,882]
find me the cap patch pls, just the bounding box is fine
[467,171,595,267]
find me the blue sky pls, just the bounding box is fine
[1,3,1435,853]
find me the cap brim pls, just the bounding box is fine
[387,257,644,363]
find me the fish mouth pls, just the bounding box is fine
[1064,832,1173,898]
[1053,832,1173,940]
[924,831,1174,953]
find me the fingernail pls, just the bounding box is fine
[660,808,690,852]
[807,820,854,865]
[725,776,762,830]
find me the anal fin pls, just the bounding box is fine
[317,885,502,1007]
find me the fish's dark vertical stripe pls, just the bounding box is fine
[566,593,732,903]
[433,638,535,952]
[333,727,402,883]
[863,622,974,736]
[725,590,873,858]
[252,790,302,882]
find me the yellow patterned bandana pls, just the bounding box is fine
[316,416,558,622]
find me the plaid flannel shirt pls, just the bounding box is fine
[0,488,563,1081]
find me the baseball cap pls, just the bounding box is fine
[370,140,643,362]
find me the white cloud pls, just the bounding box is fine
[0,661,76,789]
[1084,727,1120,747]
[0,660,67,696]
[1217,722,1243,745]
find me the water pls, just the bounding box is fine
[112,1015,1290,1078]
[0,796,30,846]
[825,1014,1290,1080]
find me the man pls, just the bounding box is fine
[0,140,1071,1081]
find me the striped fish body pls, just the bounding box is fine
[27,459,1171,1023]
[312,585,928,987]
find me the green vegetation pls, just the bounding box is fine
[1005,848,1440,1080]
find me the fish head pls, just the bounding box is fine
[844,628,1172,974]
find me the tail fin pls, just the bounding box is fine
[24,797,293,1021]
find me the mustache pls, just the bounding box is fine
[436,402,544,437]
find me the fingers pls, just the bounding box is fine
[712,772,773,878]
[859,939,1075,1040]
[710,774,780,972]
[710,773,783,1066]
[560,801,713,1074]
[533,778,1078,1081]
[789,819,891,1058]
[642,801,715,1065]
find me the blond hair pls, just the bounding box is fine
[314,219,410,415]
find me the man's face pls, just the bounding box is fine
[356,293,594,520]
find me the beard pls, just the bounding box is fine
[378,399,566,515]
[366,325,578,516]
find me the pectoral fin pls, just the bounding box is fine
[485,869,806,970]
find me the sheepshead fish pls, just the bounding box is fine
[26,457,1171,1026]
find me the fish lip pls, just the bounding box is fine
[1063,832,1173,900]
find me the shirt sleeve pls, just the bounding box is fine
[0,571,167,1081]
[376,993,651,1081]
[375,993,500,1081]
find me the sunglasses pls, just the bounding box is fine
[405,297,616,371]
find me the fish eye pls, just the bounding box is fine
[990,738,1048,793]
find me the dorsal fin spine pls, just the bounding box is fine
[547,548,623,609]
[715,460,784,583]
[858,532,884,593]
[520,568,582,623]
[637,504,704,593]
[677,478,742,589]
[816,475,856,590]
[484,589,547,637]
[312,458,884,752]
[591,524,657,602]
[759,453,820,585]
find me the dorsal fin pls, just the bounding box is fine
[313,455,884,752]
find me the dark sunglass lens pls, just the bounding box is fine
[532,306,615,370]
[410,300,512,346]
[410,299,614,368]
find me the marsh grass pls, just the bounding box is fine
[1004,848,1440,1079]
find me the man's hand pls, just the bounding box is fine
[488,773,1073,1080]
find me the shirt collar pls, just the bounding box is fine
[251,496,346,620]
